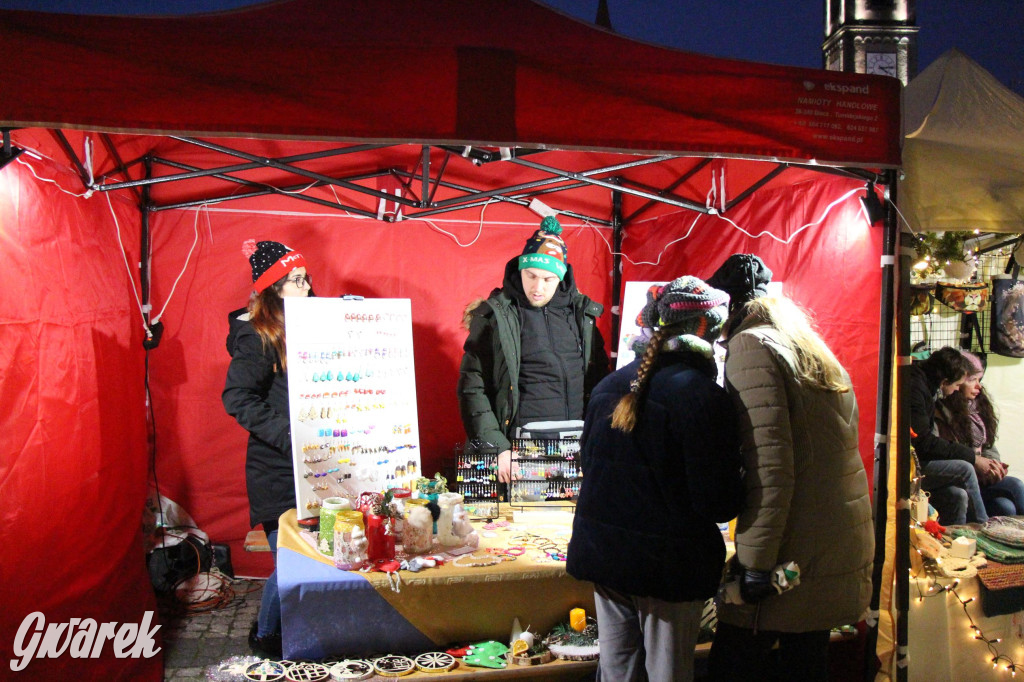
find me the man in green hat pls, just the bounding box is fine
[458,216,609,483]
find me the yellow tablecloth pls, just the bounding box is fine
[277,509,596,657]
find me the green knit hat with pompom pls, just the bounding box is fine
[518,215,568,280]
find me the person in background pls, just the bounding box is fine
[936,350,1024,516]
[708,291,873,682]
[907,346,989,525]
[223,239,311,657]
[457,216,608,484]
[567,276,743,682]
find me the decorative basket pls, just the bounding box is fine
[941,260,976,282]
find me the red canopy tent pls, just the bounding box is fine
[0,2,901,679]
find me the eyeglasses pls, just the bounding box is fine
[286,274,312,289]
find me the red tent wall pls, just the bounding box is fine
[0,159,161,680]
[141,171,879,578]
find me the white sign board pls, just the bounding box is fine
[615,281,666,370]
[615,279,783,375]
[285,297,421,519]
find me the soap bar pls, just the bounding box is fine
[949,536,976,559]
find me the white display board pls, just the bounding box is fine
[615,281,666,370]
[285,297,421,519]
[615,279,782,375]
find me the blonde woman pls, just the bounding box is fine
[708,286,873,681]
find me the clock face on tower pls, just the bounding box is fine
[866,51,898,77]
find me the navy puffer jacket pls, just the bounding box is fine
[567,353,743,602]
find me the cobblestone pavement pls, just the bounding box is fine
[160,577,264,681]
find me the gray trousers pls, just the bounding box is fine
[593,583,703,682]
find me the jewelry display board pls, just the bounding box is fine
[509,437,582,505]
[454,441,501,503]
[285,297,420,520]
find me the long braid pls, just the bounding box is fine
[611,327,668,432]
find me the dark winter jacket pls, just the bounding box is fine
[908,363,976,465]
[223,308,295,528]
[515,274,586,426]
[567,353,744,602]
[457,258,608,451]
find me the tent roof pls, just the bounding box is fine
[902,49,1024,233]
[1,0,900,167]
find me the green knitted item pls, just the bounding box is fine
[982,517,1024,548]
[952,527,1024,564]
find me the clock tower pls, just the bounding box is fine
[823,0,918,85]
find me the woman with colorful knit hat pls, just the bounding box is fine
[708,282,873,681]
[567,275,744,682]
[223,239,312,657]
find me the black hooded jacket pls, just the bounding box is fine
[908,362,976,465]
[223,307,295,528]
[458,258,608,450]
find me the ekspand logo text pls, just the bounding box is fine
[9,611,161,672]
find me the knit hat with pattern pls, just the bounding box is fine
[636,276,729,343]
[243,239,306,293]
[518,216,568,280]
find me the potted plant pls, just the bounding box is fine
[913,231,975,281]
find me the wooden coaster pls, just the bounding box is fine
[414,651,457,673]
[373,654,415,677]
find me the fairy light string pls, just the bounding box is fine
[914,572,1022,676]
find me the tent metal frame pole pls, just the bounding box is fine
[96,144,386,193]
[391,170,612,226]
[99,133,143,204]
[509,156,711,212]
[610,181,624,356]
[140,156,153,333]
[148,157,385,218]
[427,155,675,210]
[725,165,788,212]
[49,129,92,189]
[893,176,911,682]
[169,136,418,207]
[622,158,712,223]
[864,170,898,680]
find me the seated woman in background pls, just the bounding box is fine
[907,346,987,525]
[936,351,1024,517]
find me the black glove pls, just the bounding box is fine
[739,568,775,604]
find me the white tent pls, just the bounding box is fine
[902,49,1024,234]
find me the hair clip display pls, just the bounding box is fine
[288,299,421,517]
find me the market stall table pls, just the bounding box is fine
[276,509,596,661]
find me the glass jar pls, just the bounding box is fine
[319,497,351,556]
[437,492,465,547]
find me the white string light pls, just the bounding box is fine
[914,571,1021,676]
[584,185,864,267]
[105,191,151,337]
[15,156,92,198]
[151,206,206,325]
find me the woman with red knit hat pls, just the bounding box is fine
[223,239,311,657]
